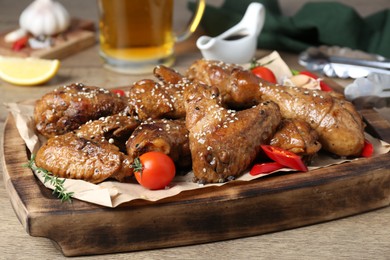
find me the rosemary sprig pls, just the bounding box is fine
[23,154,74,203]
[249,58,275,69]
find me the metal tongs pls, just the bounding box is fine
[299,46,390,78]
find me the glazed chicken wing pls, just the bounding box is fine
[187,60,259,109]
[270,119,321,161]
[125,79,175,120]
[258,80,365,156]
[34,83,127,138]
[184,82,282,183]
[35,132,133,184]
[153,65,185,84]
[124,66,190,120]
[76,114,140,152]
[187,59,365,157]
[126,119,191,169]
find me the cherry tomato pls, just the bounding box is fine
[361,139,374,158]
[112,89,125,97]
[260,145,308,172]
[299,71,333,92]
[251,66,277,84]
[250,162,285,176]
[133,151,176,190]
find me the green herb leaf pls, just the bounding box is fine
[132,157,144,178]
[249,58,276,69]
[23,154,74,203]
[291,69,300,76]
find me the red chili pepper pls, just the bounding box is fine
[260,145,308,172]
[250,162,285,176]
[251,66,277,84]
[361,139,374,158]
[12,36,29,51]
[299,71,333,92]
[112,89,125,97]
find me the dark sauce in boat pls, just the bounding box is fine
[224,34,249,41]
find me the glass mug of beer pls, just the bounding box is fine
[97,0,206,74]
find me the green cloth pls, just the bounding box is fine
[189,0,390,58]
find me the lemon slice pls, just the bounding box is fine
[0,56,60,86]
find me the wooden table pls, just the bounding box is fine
[1,0,390,259]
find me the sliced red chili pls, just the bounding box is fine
[250,162,285,176]
[251,66,277,84]
[260,145,308,172]
[112,89,125,97]
[12,36,29,51]
[361,139,374,158]
[299,71,333,92]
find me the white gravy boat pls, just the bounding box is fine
[196,3,265,64]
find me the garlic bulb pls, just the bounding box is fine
[19,0,71,37]
[284,74,322,90]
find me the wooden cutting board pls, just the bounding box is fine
[0,19,96,59]
[2,106,390,256]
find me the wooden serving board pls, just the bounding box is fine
[2,108,390,256]
[0,19,96,60]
